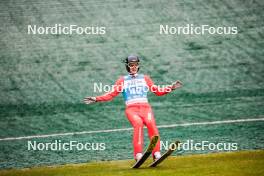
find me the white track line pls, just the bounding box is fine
[0,117,264,141]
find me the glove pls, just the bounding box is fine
[171,80,182,90]
[84,97,96,104]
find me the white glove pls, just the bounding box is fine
[171,80,183,90]
[84,97,96,104]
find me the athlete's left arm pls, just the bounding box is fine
[144,75,182,96]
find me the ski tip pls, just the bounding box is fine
[167,140,180,153]
[148,135,159,152]
[152,135,159,142]
[169,140,180,151]
[175,140,180,145]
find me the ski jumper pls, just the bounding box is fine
[95,74,173,158]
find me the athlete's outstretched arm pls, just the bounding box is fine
[84,77,124,104]
[144,75,182,96]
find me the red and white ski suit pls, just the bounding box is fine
[96,74,173,158]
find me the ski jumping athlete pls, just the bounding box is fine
[84,55,182,162]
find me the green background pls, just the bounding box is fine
[0,0,263,169]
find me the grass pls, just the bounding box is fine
[0,150,263,176]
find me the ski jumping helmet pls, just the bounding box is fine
[124,55,140,73]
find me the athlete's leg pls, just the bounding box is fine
[125,106,144,159]
[140,105,160,156]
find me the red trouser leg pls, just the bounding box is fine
[125,104,160,159]
[139,105,160,156]
[125,106,144,158]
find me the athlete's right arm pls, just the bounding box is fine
[84,77,124,104]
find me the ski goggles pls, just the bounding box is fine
[127,62,139,68]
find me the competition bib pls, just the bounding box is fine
[122,74,148,105]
